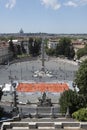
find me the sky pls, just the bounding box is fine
[0,0,87,34]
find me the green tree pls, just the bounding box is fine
[17,45,22,55]
[59,89,81,115]
[55,37,75,59]
[21,41,26,54]
[9,38,17,58]
[46,48,55,56]
[28,37,41,56]
[0,36,7,41]
[69,46,75,59]
[72,108,87,121]
[77,44,87,59]
[0,88,3,101]
[77,48,85,59]
[55,44,63,56]
[34,39,41,56]
[0,88,4,118]
[0,107,4,118]
[28,37,33,56]
[75,59,87,105]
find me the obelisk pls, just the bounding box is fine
[41,38,45,71]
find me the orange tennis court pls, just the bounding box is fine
[16,82,69,93]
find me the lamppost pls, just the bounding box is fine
[41,38,45,71]
[12,82,19,116]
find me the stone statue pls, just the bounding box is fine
[38,92,52,107]
[42,92,46,101]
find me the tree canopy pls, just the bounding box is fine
[9,38,16,58]
[77,44,87,59]
[59,89,81,115]
[55,37,75,59]
[75,59,87,102]
[46,37,75,59]
[59,59,87,116]
[21,41,26,54]
[28,37,41,56]
[0,88,3,101]
[72,108,87,121]
[0,87,3,118]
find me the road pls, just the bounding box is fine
[0,102,60,117]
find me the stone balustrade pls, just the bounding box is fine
[1,122,87,130]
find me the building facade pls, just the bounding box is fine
[47,39,59,49]
[0,41,12,64]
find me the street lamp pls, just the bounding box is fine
[12,82,19,116]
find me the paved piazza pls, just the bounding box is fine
[0,57,78,84]
[0,57,79,103]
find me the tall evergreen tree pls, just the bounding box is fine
[28,37,41,56]
[9,38,16,58]
[28,37,34,56]
[0,88,3,101]
[17,45,22,55]
[0,87,3,118]
[21,41,26,54]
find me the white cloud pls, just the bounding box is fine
[3,0,87,10]
[5,0,16,9]
[41,0,61,10]
[64,1,78,7]
[79,0,87,5]
[64,0,87,7]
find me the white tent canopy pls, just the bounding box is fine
[0,82,18,92]
[3,84,14,92]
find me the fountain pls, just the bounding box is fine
[37,92,52,107]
